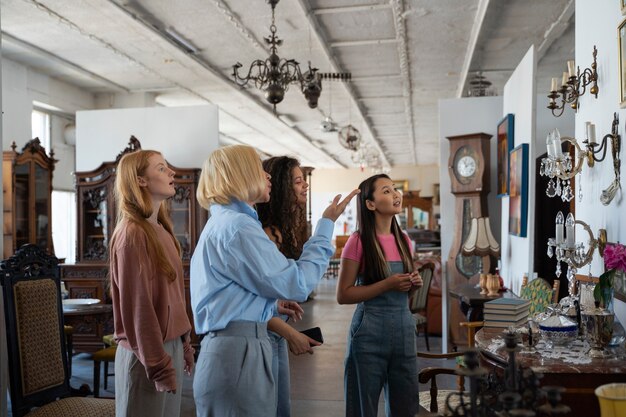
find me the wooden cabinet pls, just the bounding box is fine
[62,137,207,351]
[400,190,435,231]
[3,139,56,259]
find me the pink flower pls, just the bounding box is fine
[604,243,626,273]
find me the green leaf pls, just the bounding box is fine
[594,270,615,307]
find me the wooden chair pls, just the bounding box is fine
[410,262,435,351]
[458,276,561,348]
[92,334,117,397]
[417,350,467,415]
[520,277,560,316]
[0,244,114,417]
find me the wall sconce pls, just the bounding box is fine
[540,129,585,202]
[583,113,622,205]
[547,211,606,301]
[547,45,599,117]
[540,113,622,205]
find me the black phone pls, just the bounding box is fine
[299,327,324,345]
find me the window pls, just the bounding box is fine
[52,190,76,263]
[31,109,50,150]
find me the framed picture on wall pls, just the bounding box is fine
[496,114,515,197]
[619,18,626,106]
[622,0,626,15]
[508,143,529,237]
[393,179,409,193]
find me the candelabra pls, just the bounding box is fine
[583,113,622,205]
[540,113,622,204]
[547,46,598,117]
[547,212,606,305]
[444,334,570,417]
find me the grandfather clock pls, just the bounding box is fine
[447,133,492,285]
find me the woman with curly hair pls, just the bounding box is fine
[256,156,314,417]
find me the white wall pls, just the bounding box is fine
[76,105,219,171]
[500,46,537,295]
[438,96,504,264]
[575,0,626,324]
[2,58,94,190]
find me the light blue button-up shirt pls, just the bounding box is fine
[190,200,334,334]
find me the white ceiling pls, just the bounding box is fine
[0,0,574,169]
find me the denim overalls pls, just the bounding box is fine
[344,261,419,417]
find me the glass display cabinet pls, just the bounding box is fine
[3,139,56,259]
[62,137,207,350]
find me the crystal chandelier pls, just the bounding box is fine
[231,0,321,112]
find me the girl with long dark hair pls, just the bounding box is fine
[337,174,422,417]
[256,156,314,417]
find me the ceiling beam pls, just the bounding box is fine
[389,0,417,165]
[296,0,392,167]
[330,39,397,48]
[536,0,575,61]
[350,74,402,82]
[312,4,392,15]
[456,0,490,98]
[1,31,130,93]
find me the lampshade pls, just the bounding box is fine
[461,217,500,258]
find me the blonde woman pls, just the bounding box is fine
[191,145,358,416]
[109,150,194,417]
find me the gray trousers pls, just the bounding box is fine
[193,321,275,417]
[115,337,184,417]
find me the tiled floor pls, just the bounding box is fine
[9,277,457,416]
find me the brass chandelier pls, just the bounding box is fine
[232,0,321,112]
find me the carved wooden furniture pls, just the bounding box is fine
[409,262,435,351]
[446,132,492,347]
[476,327,626,417]
[3,139,56,259]
[61,137,207,352]
[0,244,114,417]
[401,190,435,230]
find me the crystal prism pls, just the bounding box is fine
[546,179,557,197]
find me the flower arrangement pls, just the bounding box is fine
[594,242,626,309]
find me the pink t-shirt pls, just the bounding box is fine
[341,232,412,264]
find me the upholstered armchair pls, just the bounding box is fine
[1,244,114,417]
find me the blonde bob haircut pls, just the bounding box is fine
[197,145,266,208]
[110,150,180,282]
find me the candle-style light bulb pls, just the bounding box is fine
[551,78,558,92]
[555,211,564,244]
[553,128,563,158]
[546,131,555,158]
[567,60,576,77]
[562,71,569,87]
[565,212,575,247]
[589,123,596,144]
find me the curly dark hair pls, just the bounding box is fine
[257,156,305,259]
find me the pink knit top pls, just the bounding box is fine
[110,220,192,391]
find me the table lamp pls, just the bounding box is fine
[461,217,501,274]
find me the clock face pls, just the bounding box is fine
[452,146,479,185]
[456,155,477,177]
